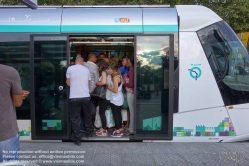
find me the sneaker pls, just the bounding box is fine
[95,128,103,135]
[96,129,108,136]
[111,131,122,137]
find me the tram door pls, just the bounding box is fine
[30,35,70,140]
[134,35,174,140]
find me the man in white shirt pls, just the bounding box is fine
[66,56,93,146]
[84,53,98,93]
[84,53,99,123]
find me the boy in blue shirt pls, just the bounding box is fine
[119,56,129,77]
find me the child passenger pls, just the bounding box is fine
[119,56,129,77]
[106,62,124,137]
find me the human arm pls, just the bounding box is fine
[123,68,134,88]
[107,76,119,93]
[66,78,70,86]
[12,90,30,107]
[96,71,107,86]
[10,68,29,107]
[66,68,70,86]
[88,69,91,88]
[94,67,99,84]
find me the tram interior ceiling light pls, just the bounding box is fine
[19,0,37,10]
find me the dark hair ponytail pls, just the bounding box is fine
[126,55,134,66]
[96,59,108,73]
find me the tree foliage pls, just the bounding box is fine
[1,0,249,32]
[198,0,249,33]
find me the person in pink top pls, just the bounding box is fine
[123,55,134,135]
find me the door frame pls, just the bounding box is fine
[134,34,174,140]
[30,34,70,140]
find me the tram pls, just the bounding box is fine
[0,5,248,142]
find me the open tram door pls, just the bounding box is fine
[134,34,175,140]
[30,35,70,140]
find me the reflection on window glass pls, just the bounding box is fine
[136,35,174,137]
[0,41,30,119]
[197,21,249,105]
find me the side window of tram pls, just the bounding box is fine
[210,45,227,81]
[0,41,30,119]
[197,21,249,105]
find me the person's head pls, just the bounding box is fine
[122,55,127,67]
[125,55,134,68]
[118,60,122,68]
[103,58,110,64]
[96,59,108,73]
[98,53,107,59]
[108,62,120,76]
[88,53,97,63]
[75,54,84,65]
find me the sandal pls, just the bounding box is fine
[123,130,134,135]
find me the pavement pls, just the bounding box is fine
[1,141,249,166]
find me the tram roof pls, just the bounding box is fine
[0,5,177,33]
[0,5,222,33]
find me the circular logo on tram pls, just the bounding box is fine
[188,67,202,80]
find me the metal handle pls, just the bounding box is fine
[58,86,63,91]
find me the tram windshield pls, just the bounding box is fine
[197,21,249,105]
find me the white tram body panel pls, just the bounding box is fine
[172,5,249,142]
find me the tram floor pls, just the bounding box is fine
[80,129,133,141]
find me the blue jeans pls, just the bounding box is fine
[0,134,20,163]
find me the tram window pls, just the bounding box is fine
[136,35,178,138]
[0,41,30,119]
[212,45,226,70]
[197,21,249,106]
[209,45,228,81]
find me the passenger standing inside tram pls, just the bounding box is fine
[84,53,99,123]
[66,56,93,146]
[107,62,124,137]
[97,53,107,60]
[94,59,111,136]
[84,53,98,93]
[123,56,134,135]
[119,56,130,129]
[119,56,129,77]
[70,55,86,133]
